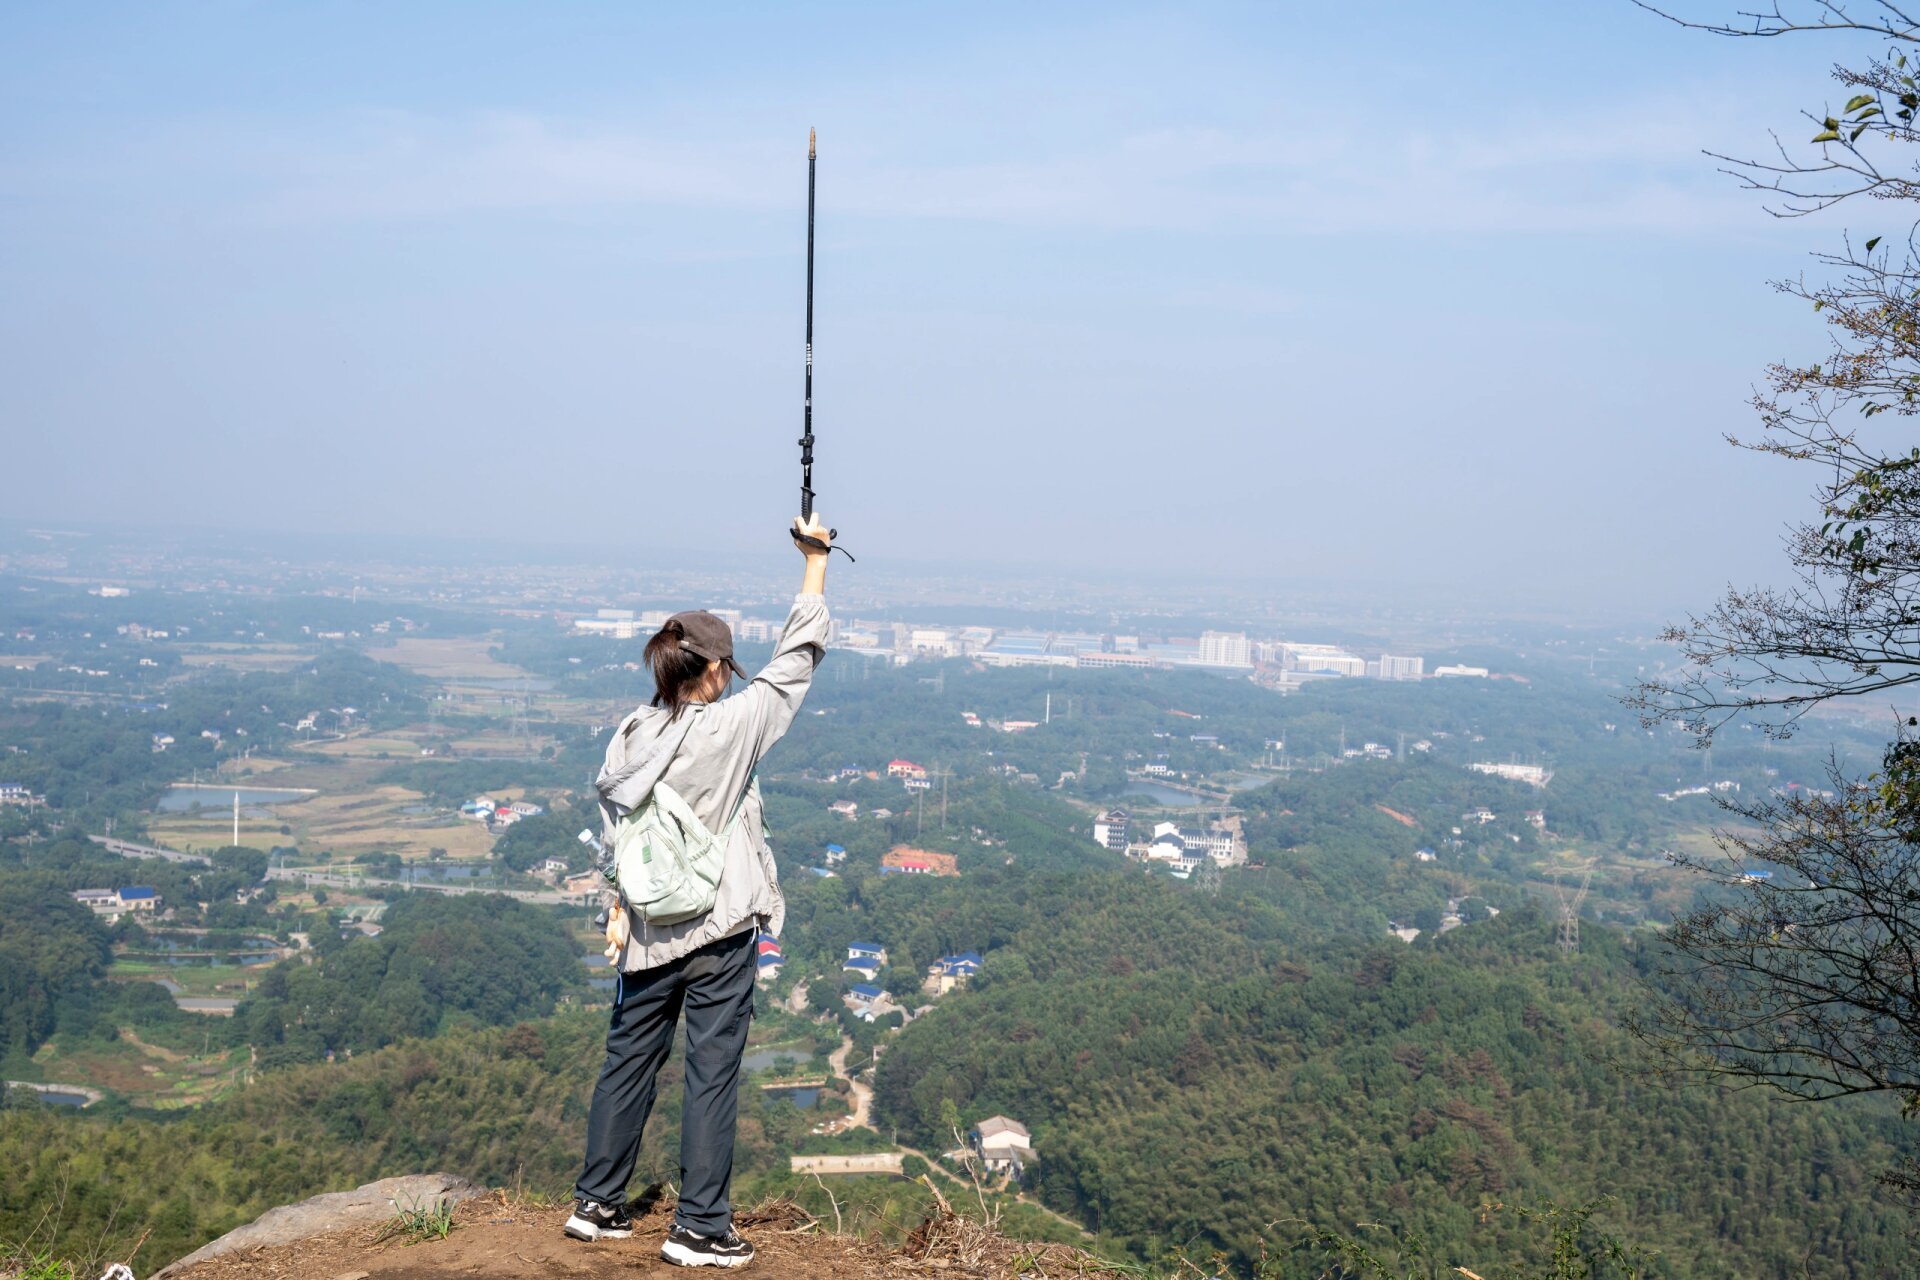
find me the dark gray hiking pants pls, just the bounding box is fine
[575,926,756,1235]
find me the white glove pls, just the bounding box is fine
[604,904,630,966]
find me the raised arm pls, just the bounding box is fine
[794,514,830,597]
[726,516,834,762]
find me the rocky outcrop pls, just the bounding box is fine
[153,1172,482,1279]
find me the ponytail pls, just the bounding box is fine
[646,620,714,720]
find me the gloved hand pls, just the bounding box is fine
[603,904,630,966]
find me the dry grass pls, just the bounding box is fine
[374,636,527,680]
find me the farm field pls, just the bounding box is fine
[27,1027,247,1108]
[109,960,264,1000]
[373,635,529,680]
[143,753,506,862]
[176,644,316,672]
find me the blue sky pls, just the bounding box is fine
[0,2,1875,612]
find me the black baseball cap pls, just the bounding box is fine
[667,610,748,681]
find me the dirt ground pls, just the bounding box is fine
[168,1197,1113,1280]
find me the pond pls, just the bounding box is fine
[765,1087,820,1109]
[39,1091,91,1108]
[157,785,315,813]
[741,1045,814,1073]
[176,997,239,1014]
[1123,781,1202,807]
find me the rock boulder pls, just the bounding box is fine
[153,1172,483,1279]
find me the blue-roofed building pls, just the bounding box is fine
[843,957,881,979]
[117,887,160,913]
[823,843,847,865]
[845,983,885,1009]
[807,866,838,878]
[847,941,888,963]
[925,950,984,995]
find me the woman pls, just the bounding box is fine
[567,514,833,1268]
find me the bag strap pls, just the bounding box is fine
[650,771,756,845]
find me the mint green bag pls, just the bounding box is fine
[611,775,758,926]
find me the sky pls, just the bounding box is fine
[0,2,1884,615]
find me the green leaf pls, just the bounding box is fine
[1812,129,1842,143]
[1868,236,1883,252]
[1857,105,1884,120]
[1846,93,1877,112]
[1852,125,1870,141]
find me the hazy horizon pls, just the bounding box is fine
[1,2,1859,616]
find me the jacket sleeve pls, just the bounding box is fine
[736,594,830,764]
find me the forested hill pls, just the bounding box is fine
[867,870,1908,1277]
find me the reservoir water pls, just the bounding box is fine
[40,1091,90,1108]
[765,1087,820,1109]
[1123,781,1203,807]
[741,1045,813,1073]
[158,785,314,813]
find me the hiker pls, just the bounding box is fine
[566,514,833,1267]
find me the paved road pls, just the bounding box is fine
[790,1153,903,1175]
[830,1036,875,1128]
[89,835,212,866]
[265,867,589,906]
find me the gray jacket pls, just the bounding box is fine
[594,593,829,971]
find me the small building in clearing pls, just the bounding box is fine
[883,846,959,877]
[970,1116,1034,1177]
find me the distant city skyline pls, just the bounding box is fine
[0,2,1865,614]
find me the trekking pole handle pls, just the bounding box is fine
[790,527,854,561]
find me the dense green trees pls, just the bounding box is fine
[0,876,111,1060]
[237,894,583,1067]
[868,888,1909,1276]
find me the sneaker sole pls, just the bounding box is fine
[661,1239,753,1268]
[563,1216,633,1242]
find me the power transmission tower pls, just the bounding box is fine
[930,763,953,829]
[1552,862,1597,956]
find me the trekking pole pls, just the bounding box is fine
[793,127,853,561]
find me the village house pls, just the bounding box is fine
[846,940,888,968]
[882,846,959,876]
[71,887,162,922]
[970,1116,1035,1178]
[887,759,927,780]
[0,784,46,808]
[828,799,859,819]
[924,951,983,996]
[756,932,784,982]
